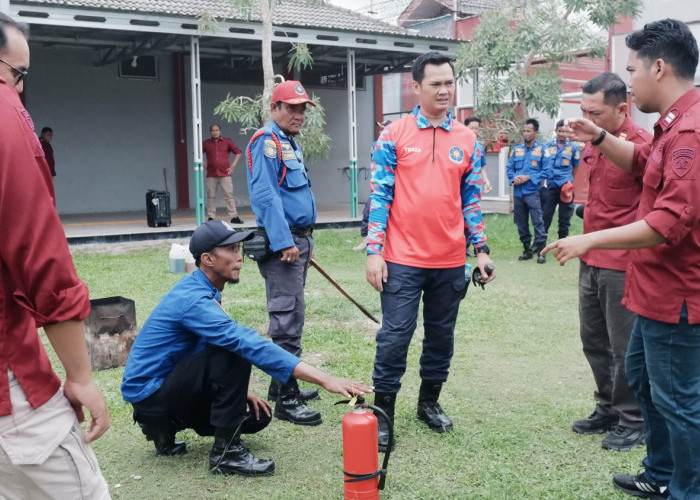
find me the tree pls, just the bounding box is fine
[454,0,641,143]
[199,0,331,161]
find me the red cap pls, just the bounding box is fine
[560,180,574,203]
[271,80,316,107]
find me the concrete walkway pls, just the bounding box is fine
[61,207,361,245]
[62,198,510,245]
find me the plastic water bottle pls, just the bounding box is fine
[464,262,472,284]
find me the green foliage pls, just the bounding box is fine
[455,0,641,144]
[199,1,332,162]
[214,90,332,162]
[214,95,265,135]
[287,42,314,72]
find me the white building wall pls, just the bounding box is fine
[26,46,176,214]
[24,45,375,215]
[191,66,376,212]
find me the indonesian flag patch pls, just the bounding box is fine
[671,148,695,178]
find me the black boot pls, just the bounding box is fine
[274,378,322,426]
[532,241,547,264]
[209,427,275,477]
[417,380,453,433]
[137,421,187,456]
[373,392,396,452]
[518,242,533,261]
[267,378,319,402]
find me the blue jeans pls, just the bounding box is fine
[372,263,467,393]
[625,305,700,499]
[513,192,546,248]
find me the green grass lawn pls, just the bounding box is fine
[62,214,644,499]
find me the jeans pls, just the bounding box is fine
[625,306,700,499]
[372,262,467,393]
[513,192,546,248]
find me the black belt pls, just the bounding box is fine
[290,226,313,238]
[257,226,313,238]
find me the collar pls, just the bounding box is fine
[267,119,296,143]
[612,114,632,138]
[654,88,700,132]
[412,105,453,131]
[193,268,221,303]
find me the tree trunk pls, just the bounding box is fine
[261,0,274,122]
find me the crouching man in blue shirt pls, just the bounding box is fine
[121,220,373,477]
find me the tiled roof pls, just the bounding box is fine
[454,0,502,14]
[17,0,412,35]
[399,0,501,26]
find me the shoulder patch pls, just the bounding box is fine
[671,148,694,178]
[263,139,277,159]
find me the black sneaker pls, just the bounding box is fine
[603,425,645,451]
[613,473,669,499]
[572,410,618,434]
[230,216,244,224]
[537,253,546,264]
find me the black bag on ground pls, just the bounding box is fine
[146,190,171,227]
[243,229,274,261]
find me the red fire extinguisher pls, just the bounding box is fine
[338,397,393,499]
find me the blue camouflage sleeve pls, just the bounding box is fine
[462,147,487,247]
[366,128,397,255]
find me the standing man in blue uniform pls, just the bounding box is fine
[246,80,321,426]
[121,220,372,477]
[542,119,581,239]
[507,118,551,263]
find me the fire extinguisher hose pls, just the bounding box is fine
[338,401,393,490]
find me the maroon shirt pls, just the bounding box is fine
[580,115,651,271]
[202,137,242,177]
[624,89,700,324]
[40,138,55,176]
[0,77,90,415]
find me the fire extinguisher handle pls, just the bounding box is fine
[366,403,393,491]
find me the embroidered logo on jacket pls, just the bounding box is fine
[671,148,694,178]
[449,146,464,163]
[263,139,277,158]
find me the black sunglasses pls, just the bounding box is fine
[0,58,28,84]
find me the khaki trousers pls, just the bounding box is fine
[206,176,237,219]
[0,371,110,500]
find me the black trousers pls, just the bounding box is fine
[132,345,271,436]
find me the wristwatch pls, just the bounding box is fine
[475,244,490,255]
[591,128,607,146]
